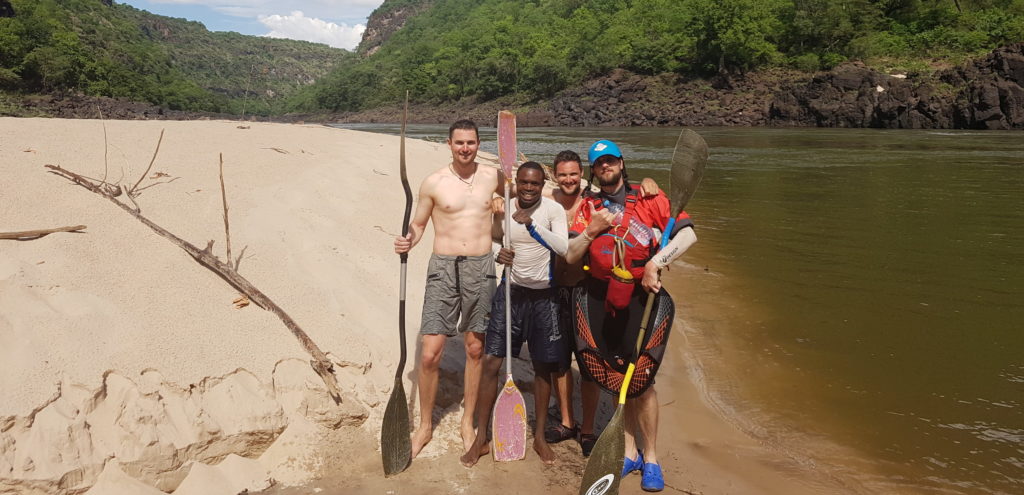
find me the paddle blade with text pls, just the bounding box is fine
[491,375,527,461]
[578,406,625,495]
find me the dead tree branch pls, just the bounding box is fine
[134,176,181,193]
[128,128,165,197]
[122,184,141,212]
[98,106,109,186]
[1,225,87,240]
[219,153,232,263]
[45,163,342,403]
[235,245,248,271]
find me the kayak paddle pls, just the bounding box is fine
[492,110,528,462]
[661,129,708,249]
[577,129,708,495]
[381,92,413,476]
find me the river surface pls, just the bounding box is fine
[334,123,1023,494]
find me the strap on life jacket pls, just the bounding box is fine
[587,188,652,278]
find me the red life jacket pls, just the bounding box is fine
[573,186,667,282]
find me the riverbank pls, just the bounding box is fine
[3,117,867,494]
[254,260,876,495]
[4,43,1022,131]
[333,43,1024,130]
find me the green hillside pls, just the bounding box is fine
[296,0,1024,112]
[0,0,347,114]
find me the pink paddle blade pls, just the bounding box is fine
[497,111,517,178]
[491,374,527,461]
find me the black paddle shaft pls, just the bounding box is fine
[382,93,414,476]
[397,93,412,378]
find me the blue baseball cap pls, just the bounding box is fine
[588,139,623,165]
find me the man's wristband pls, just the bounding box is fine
[580,230,594,242]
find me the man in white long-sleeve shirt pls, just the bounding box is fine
[461,162,569,467]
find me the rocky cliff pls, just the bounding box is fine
[770,43,1024,129]
[358,0,434,57]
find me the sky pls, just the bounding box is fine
[120,0,387,50]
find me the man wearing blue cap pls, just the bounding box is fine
[544,151,664,456]
[564,139,697,492]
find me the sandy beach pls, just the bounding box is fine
[1,117,860,494]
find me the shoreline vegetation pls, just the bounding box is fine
[1,1,1023,129]
[2,117,895,495]
[4,41,1023,130]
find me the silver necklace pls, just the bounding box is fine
[449,163,476,191]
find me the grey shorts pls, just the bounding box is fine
[420,253,497,336]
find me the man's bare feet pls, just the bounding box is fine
[460,419,477,452]
[411,425,432,458]
[533,438,556,465]
[459,441,491,467]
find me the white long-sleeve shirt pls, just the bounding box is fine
[494,196,568,289]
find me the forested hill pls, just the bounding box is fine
[296,0,1024,114]
[0,0,348,115]
[2,0,1021,127]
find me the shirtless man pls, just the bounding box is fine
[394,120,505,457]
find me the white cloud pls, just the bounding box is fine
[150,0,384,24]
[259,10,365,50]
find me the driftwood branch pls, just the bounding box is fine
[98,106,110,186]
[219,153,232,263]
[235,245,248,271]
[45,163,342,403]
[134,176,180,193]
[129,128,165,197]
[122,185,141,212]
[0,225,87,240]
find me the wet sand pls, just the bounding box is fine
[258,263,873,495]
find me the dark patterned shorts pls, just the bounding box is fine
[485,281,569,368]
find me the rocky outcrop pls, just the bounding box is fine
[547,69,784,127]
[767,61,946,128]
[330,67,801,127]
[770,43,1024,129]
[358,0,434,57]
[943,43,1024,129]
[0,361,369,494]
[12,93,236,120]
[331,44,1024,130]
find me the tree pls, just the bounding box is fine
[684,0,786,73]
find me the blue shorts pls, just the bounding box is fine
[485,281,569,368]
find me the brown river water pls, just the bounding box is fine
[337,123,1023,494]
